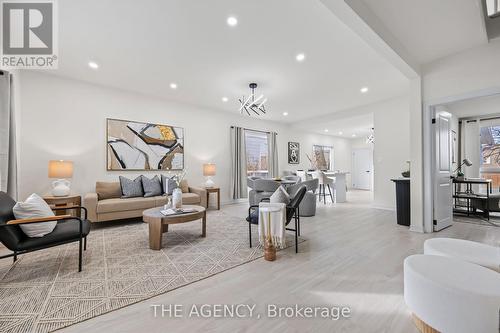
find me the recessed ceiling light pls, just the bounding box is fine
[170,83,178,89]
[88,61,99,69]
[360,87,369,93]
[339,131,343,135]
[352,134,357,137]
[283,112,289,116]
[227,16,238,27]
[222,97,228,102]
[296,53,306,62]
[324,129,329,133]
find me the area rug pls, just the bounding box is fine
[0,210,301,333]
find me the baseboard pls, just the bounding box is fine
[371,205,396,211]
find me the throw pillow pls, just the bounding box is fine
[270,186,290,204]
[96,181,122,200]
[179,179,189,193]
[161,175,178,195]
[142,175,162,197]
[119,176,144,198]
[13,193,57,238]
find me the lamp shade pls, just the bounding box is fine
[48,160,74,178]
[203,163,216,176]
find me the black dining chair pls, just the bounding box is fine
[246,185,307,253]
[0,191,91,272]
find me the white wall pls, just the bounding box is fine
[16,71,353,203]
[373,97,410,209]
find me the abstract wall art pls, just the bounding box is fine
[288,142,300,164]
[107,118,184,171]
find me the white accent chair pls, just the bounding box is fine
[424,238,500,272]
[404,254,500,333]
[311,170,334,204]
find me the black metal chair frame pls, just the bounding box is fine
[0,206,89,272]
[246,187,307,253]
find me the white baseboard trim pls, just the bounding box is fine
[371,205,396,211]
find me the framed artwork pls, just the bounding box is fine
[288,142,300,164]
[106,118,184,171]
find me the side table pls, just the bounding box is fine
[206,187,220,210]
[43,194,82,218]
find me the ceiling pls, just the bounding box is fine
[360,0,488,64]
[52,0,409,124]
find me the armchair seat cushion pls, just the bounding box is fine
[246,209,259,224]
[97,197,156,213]
[17,219,91,251]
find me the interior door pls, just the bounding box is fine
[433,111,453,231]
[352,148,373,190]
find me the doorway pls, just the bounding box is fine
[352,148,373,190]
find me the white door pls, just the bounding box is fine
[433,111,453,231]
[352,148,373,190]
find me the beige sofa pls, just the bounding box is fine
[84,181,207,223]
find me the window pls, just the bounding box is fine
[312,145,333,170]
[486,0,500,17]
[245,130,269,177]
[480,124,500,191]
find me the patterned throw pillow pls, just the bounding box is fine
[141,175,162,197]
[270,186,290,204]
[119,176,144,198]
[161,175,178,195]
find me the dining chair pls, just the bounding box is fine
[312,170,334,204]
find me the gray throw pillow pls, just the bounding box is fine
[161,175,178,195]
[270,186,290,204]
[119,176,144,198]
[141,175,162,197]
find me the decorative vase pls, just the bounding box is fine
[264,237,276,261]
[172,188,183,209]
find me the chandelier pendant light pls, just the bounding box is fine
[239,83,267,116]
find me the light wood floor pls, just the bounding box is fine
[54,191,498,333]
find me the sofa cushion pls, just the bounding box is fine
[180,193,200,205]
[97,196,157,214]
[161,175,178,195]
[141,175,162,197]
[180,179,189,193]
[96,182,121,200]
[119,176,144,198]
[270,186,290,204]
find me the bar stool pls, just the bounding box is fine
[312,170,334,204]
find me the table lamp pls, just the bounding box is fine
[203,163,216,188]
[48,160,74,196]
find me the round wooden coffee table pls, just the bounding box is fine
[142,205,206,250]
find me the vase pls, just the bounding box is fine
[172,188,183,209]
[264,237,276,261]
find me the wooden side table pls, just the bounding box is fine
[206,187,220,210]
[43,194,82,218]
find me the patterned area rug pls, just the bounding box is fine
[0,210,300,333]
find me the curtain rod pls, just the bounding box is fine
[230,126,277,135]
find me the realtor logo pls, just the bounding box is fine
[1,0,58,69]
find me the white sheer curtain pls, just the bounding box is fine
[230,126,248,199]
[267,131,278,178]
[0,70,18,199]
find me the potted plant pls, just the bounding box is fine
[169,170,186,209]
[401,161,410,178]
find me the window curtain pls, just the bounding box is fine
[267,131,279,178]
[0,70,18,199]
[230,126,248,199]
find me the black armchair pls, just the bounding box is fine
[246,186,307,253]
[0,191,91,272]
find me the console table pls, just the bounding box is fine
[452,178,492,220]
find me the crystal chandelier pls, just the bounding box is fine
[239,83,267,116]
